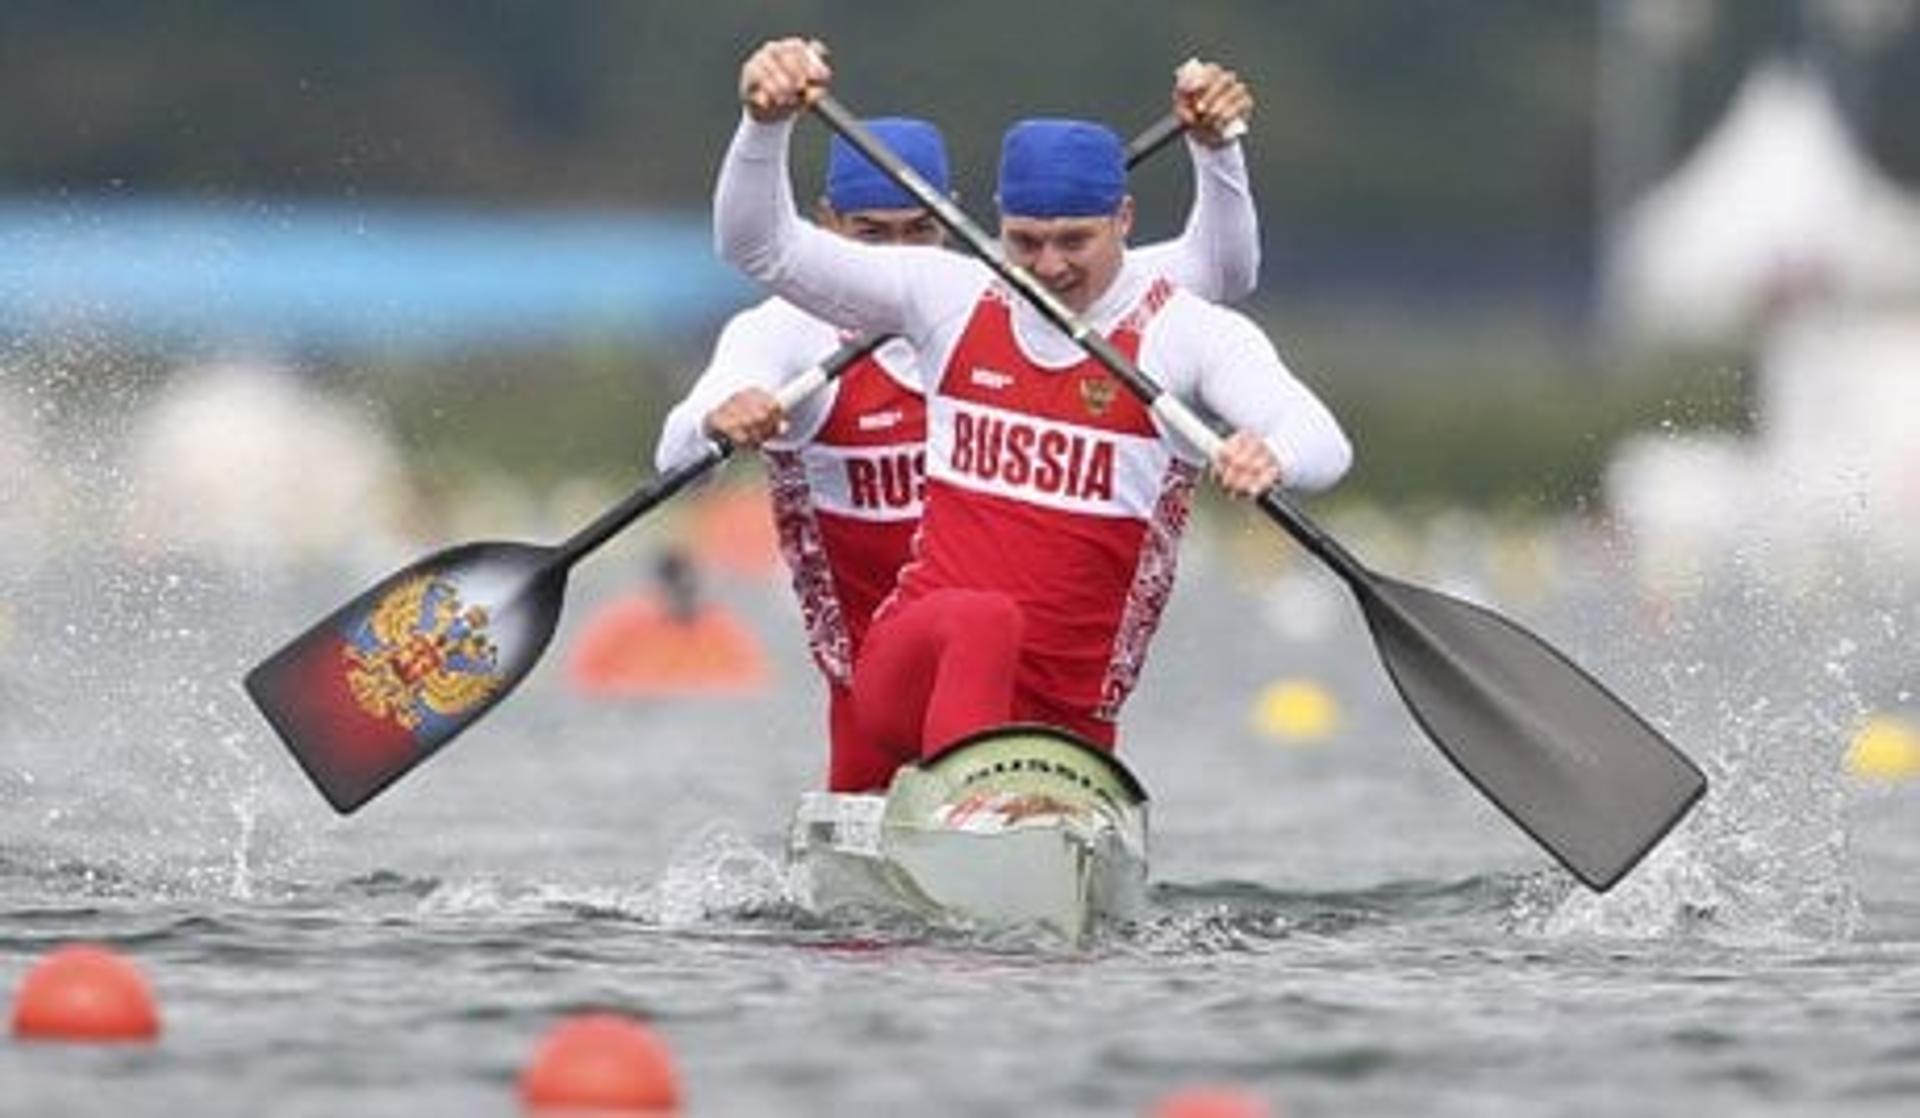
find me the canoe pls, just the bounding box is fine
[785,724,1149,944]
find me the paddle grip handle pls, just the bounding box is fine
[729,330,892,447]
[1122,106,1248,167]
[772,335,882,411]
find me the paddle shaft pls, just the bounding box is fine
[1124,113,1247,166]
[809,96,1362,584]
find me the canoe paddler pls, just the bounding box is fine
[658,50,1264,791]
[713,37,1352,789]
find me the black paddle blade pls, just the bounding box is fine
[1357,573,1706,891]
[244,542,567,813]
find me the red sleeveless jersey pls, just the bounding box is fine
[766,350,926,685]
[890,280,1197,724]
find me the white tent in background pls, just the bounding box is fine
[1607,303,1920,586]
[1608,59,1920,347]
[120,361,416,570]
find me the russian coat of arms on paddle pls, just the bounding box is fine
[343,573,503,731]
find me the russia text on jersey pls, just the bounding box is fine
[928,398,1176,520]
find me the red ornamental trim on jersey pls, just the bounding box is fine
[1095,459,1200,720]
[1115,276,1177,335]
[766,448,854,684]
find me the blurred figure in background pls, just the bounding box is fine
[566,545,770,697]
[657,58,1258,790]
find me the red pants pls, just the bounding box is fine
[828,588,1115,792]
[823,683,870,792]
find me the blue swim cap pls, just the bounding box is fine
[825,117,949,212]
[997,119,1126,218]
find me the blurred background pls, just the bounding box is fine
[2,0,1917,519]
[2,10,1919,1111]
[1,0,1918,734]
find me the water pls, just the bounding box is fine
[2,520,1918,1116]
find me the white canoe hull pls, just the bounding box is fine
[786,725,1149,943]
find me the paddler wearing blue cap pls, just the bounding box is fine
[659,50,1261,792]
[712,37,1352,791]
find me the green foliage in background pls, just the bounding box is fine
[329,312,1753,514]
[4,0,1913,242]
[345,341,681,494]
[1268,304,1754,510]
[2,1,1862,513]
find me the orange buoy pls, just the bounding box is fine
[565,595,770,697]
[568,548,770,697]
[520,1013,681,1114]
[10,944,161,1042]
[688,483,781,579]
[1149,1086,1278,1118]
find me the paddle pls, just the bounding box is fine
[243,333,882,812]
[245,113,1208,815]
[809,94,1706,892]
[1124,112,1244,165]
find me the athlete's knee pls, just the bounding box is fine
[931,589,1024,647]
[827,742,899,793]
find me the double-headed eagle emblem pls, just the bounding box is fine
[343,573,503,731]
[1078,374,1118,417]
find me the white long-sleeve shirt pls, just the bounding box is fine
[656,124,1263,473]
[710,114,1350,491]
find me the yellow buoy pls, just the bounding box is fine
[1846,714,1920,780]
[1251,678,1339,744]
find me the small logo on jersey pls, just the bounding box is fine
[856,409,904,432]
[970,367,1014,391]
[1079,375,1118,417]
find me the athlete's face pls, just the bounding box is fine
[999,198,1134,314]
[818,204,945,246]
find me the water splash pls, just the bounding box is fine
[643,819,793,927]
[0,349,345,900]
[1516,528,1885,942]
[1133,875,1525,956]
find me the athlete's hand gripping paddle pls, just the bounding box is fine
[808,93,1706,892]
[244,113,1215,815]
